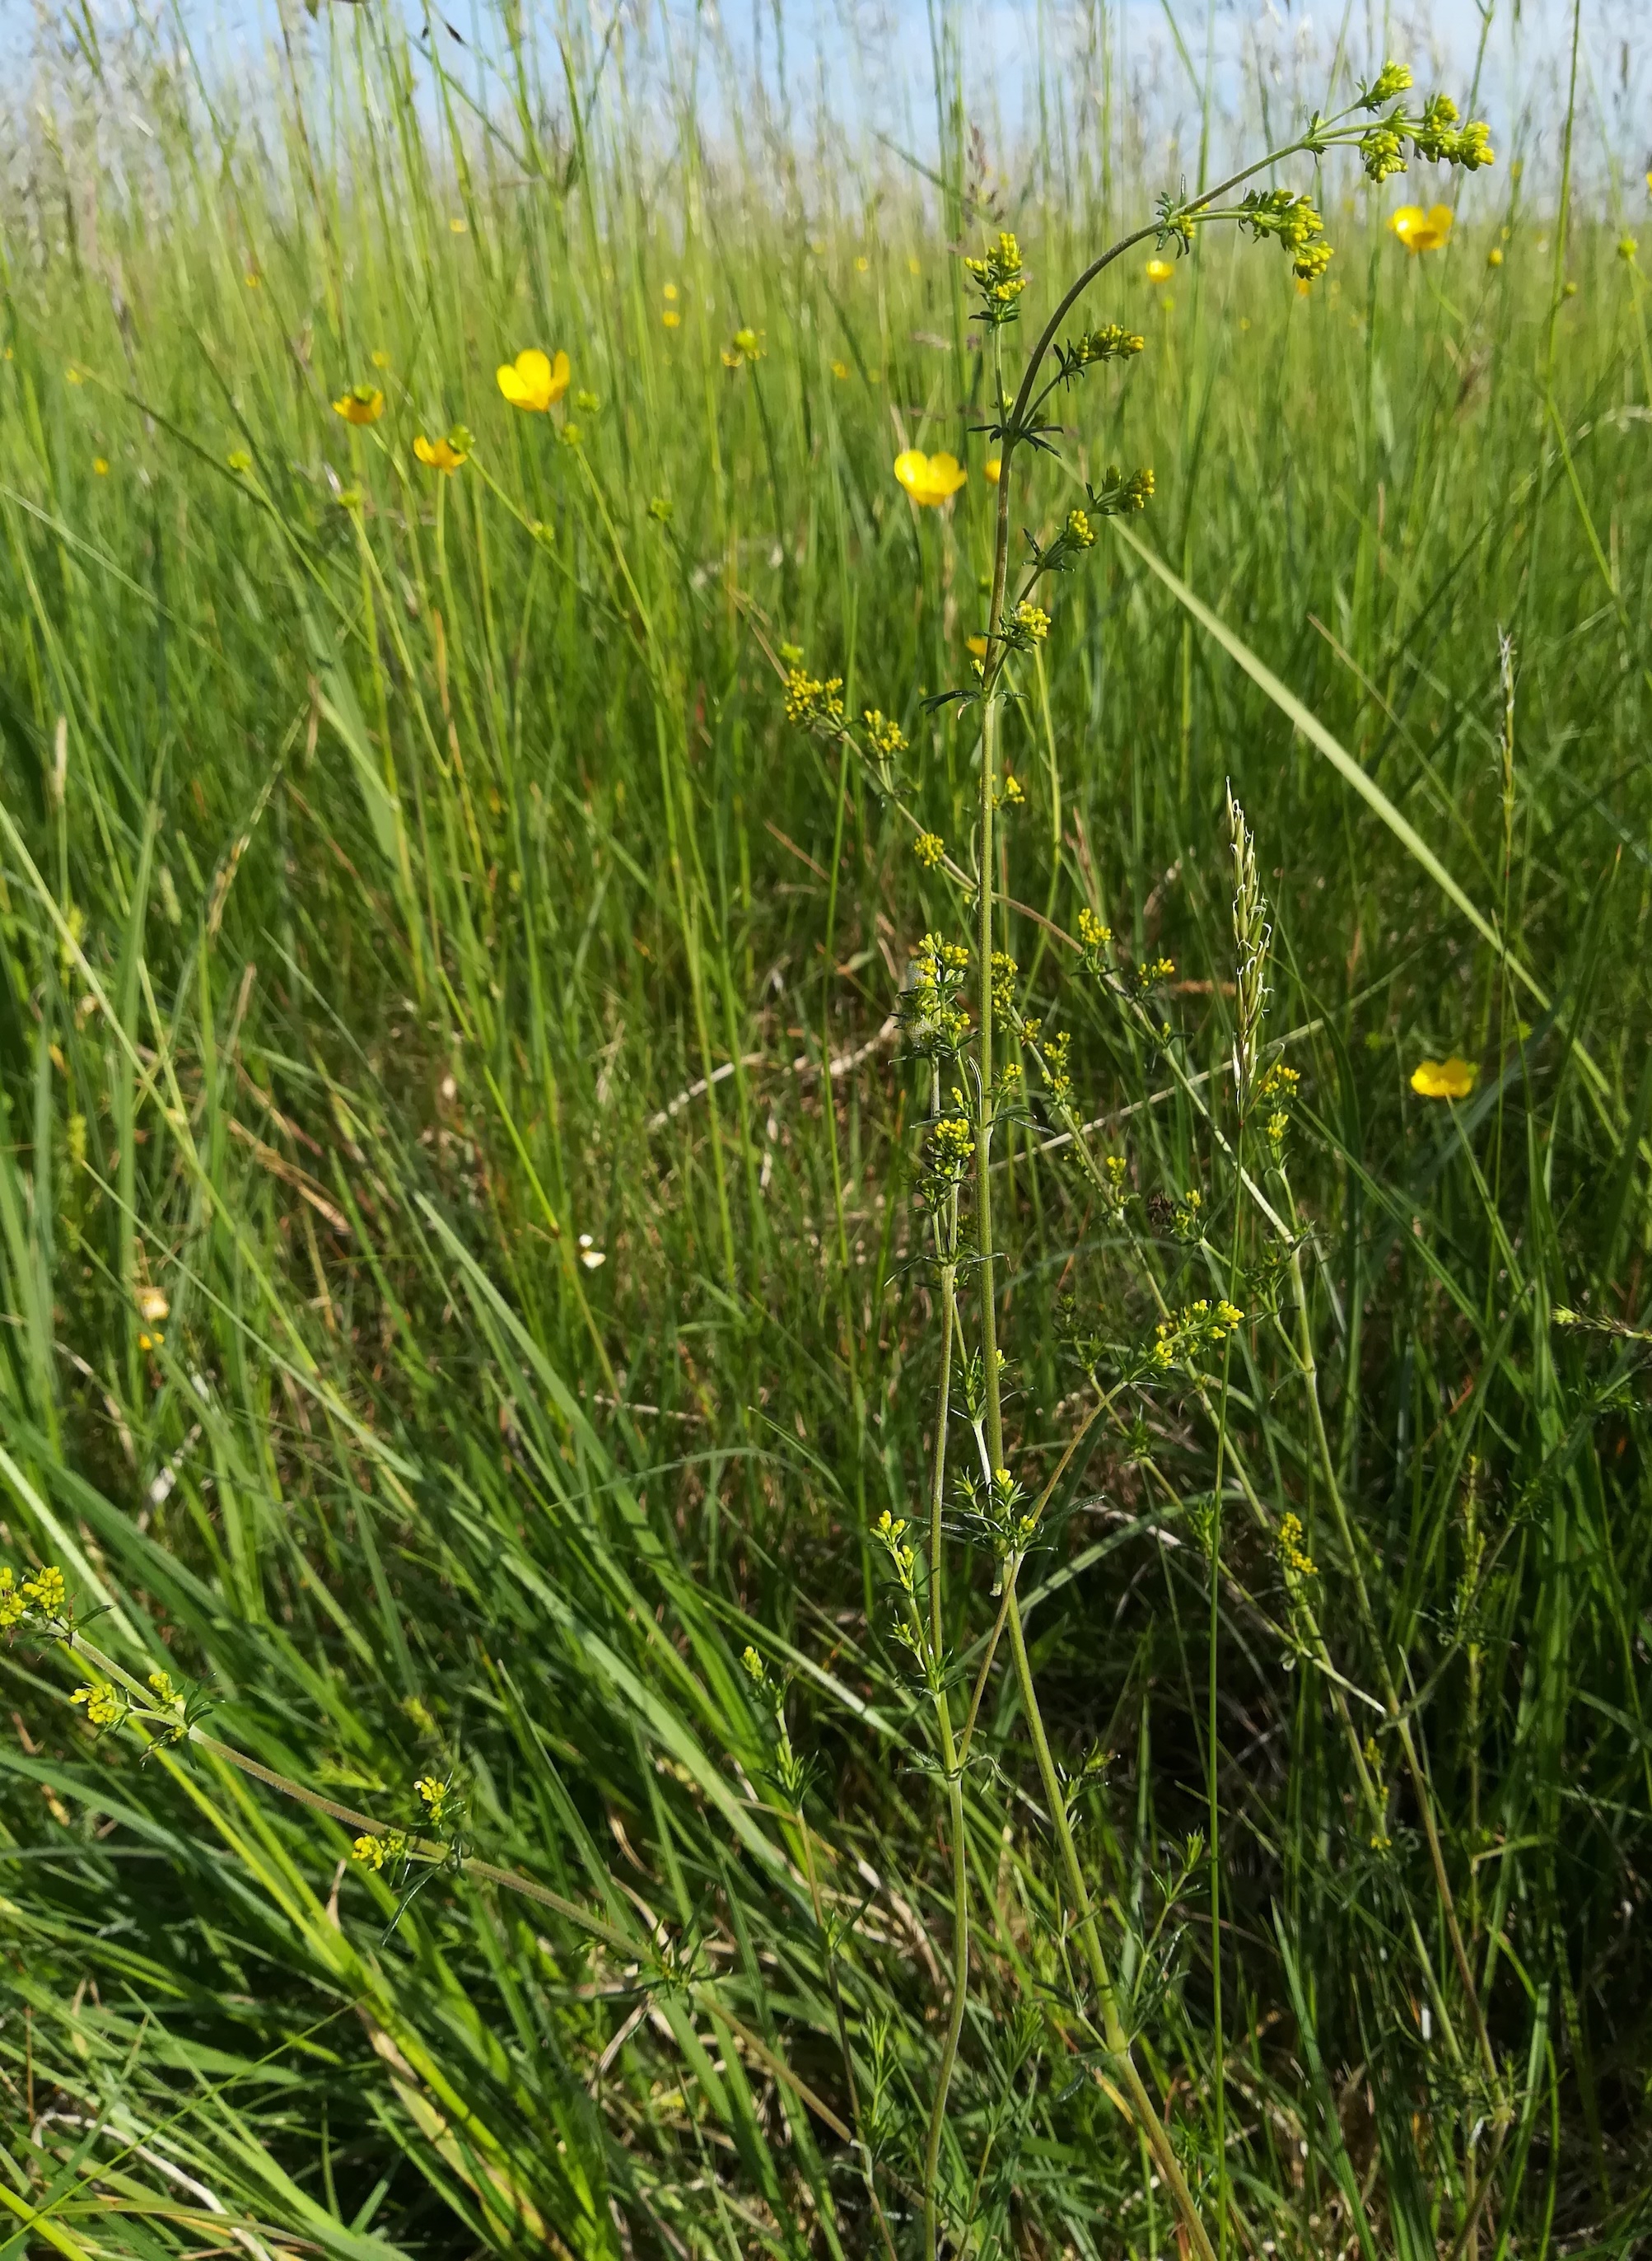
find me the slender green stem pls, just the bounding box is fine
[921,1250,970,2261]
[1003,1588,1220,2261]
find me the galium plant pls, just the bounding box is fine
[783,56,1498,2261]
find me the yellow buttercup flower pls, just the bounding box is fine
[1388,204,1454,255]
[93,456,109,476]
[1146,256,1175,283]
[413,432,468,472]
[333,383,385,426]
[661,310,681,329]
[983,455,1001,483]
[1411,1055,1477,1100]
[894,449,967,507]
[497,348,570,412]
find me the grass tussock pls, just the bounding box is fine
[2,5,1652,2259]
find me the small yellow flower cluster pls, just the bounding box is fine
[71,1681,124,1729]
[1077,905,1111,951]
[415,1775,450,1827]
[964,231,1029,326]
[1256,1059,1300,1147]
[926,1114,977,1189]
[903,934,970,1058]
[990,951,1019,1017]
[1150,1298,1244,1371]
[1071,322,1144,366]
[1014,600,1051,643]
[861,708,906,764]
[722,327,763,369]
[740,1643,768,1687]
[912,831,946,868]
[351,1830,409,1871]
[1172,1188,1204,1242]
[873,1510,917,1588]
[997,772,1025,807]
[1040,1028,1074,1105]
[783,666,846,730]
[1276,1511,1318,1579]
[1102,1154,1129,1208]
[1,1563,68,1629]
[1065,507,1095,549]
[1088,464,1155,516]
[1137,955,1176,984]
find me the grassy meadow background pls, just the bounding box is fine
[2,0,1652,2254]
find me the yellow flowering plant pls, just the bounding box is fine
[773,54,1499,2261]
[332,381,385,426]
[495,348,570,412]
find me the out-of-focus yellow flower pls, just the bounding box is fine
[245,270,260,288]
[984,455,1001,483]
[830,358,850,380]
[908,255,922,275]
[371,348,390,368]
[894,449,967,507]
[1487,245,1504,267]
[227,449,252,473]
[662,310,681,329]
[67,366,86,385]
[965,634,988,659]
[137,1287,169,1323]
[92,456,109,475]
[722,327,763,368]
[449,215,467,233]
[333,383,385,425]
[1388,204,1454,255]
[663,282,679,301]
[413,432,468,472]
[856,255,870,273]
[497,348,569,411]
[1411,1055,1477,1100]
[1146,256,1175,283]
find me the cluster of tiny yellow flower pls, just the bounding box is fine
[1013,600,1050,644]
[1101,1154,1130,1210]
[872,1510,918,1591]
[1076,905,1112,971]
[990,951,1019,1018]
[783,666,846,731]
[1237,189,1334,282]
[1087,464,1155,516]
[995,771,1026,809]
[1172,1188,1204,1243]
[71,1680,125,1729]
[415,1775,451,1828]
[1066,323,1145,368]
[902,933,971,1058]
[964,231,1029,327]
[1255,1058,1301,1150]
[862,708,907,765]
[926,1113,977,1191]
[351,1830,410,1871]
[912,830,946,869]
[1276,1511,1318,1579]
[1064,507,1095,550]
[1039,1027,1074,1105]
[1150,1298,1244,1371]
[1136,955,1176,987]
[0,1563,68,1632]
